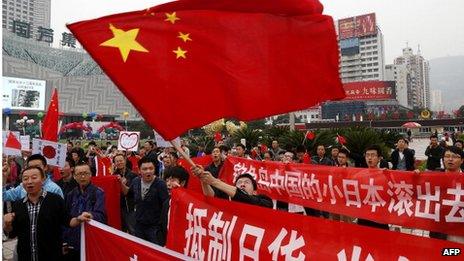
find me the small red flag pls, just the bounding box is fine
[214,132,222,142]
[4,132,22,156]
[67,0,344,140]
[303,152,311,164]
[42,89,59,141]
[336,134,346,145]
[305,131,315,140]
[5,132,21,150]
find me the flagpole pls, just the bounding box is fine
[39,120,42,138]
[169,140,195,167]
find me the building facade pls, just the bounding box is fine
[391,47,431,109]
[431,89,444,112]
[2,0,51,40]
[338,13,385,83]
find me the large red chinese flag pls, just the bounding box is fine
[67,0,344,140]
[42,89,59,141]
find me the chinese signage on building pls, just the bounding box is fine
[343,81,395,100]
[338,13,377,40]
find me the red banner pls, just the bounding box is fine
[343,81,395,100]
[167,189,463,260]
[218,157,464,236]
[83,220,188,260]
[91,176,121,229]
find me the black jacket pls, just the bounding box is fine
[10,192,70,261]
[128,177,169,226]
[425,145,444,170]
[390,148,415,171]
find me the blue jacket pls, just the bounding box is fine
[3,175,63,201]
[63,183,106,249]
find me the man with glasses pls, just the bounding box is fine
[357,145,390,230]
[429,146,464,243]
[63,162,106,260]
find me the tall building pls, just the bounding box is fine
[338,13,385,83]
[431,90,444,112]
[385,63,413,108]
[390,46,431,109]
[2,0,51,39]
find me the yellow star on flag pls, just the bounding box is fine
[165,12,180,24]
[178,32,192,42]
[100,24,148,62]
[173,47,187,59]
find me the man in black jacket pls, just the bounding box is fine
[3,166,70,261]
[425,135,444,170]
[120,157,169,244]
[390,138,415,171]
[193,166,273,208]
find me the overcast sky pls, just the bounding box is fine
[52,0,464,63]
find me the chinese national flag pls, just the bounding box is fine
[67,0,344,140]
[42,89,59,141]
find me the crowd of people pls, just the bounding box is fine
[2,132,464,259]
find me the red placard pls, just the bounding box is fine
[167,189,464,260]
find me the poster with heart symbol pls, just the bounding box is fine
[117,131,140,152]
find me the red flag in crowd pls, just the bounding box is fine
[67,0,344,140]
[336,134,346,145]
[4,132,22,156]
[305,131,315,140]
[213,132,222,142]
[91,175,122,229]
[94,156,113,176]
[42,89,59,141]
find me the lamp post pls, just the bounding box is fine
[123,112,129,130]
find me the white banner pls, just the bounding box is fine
[117,131,140,151]
[20,135,30,150]
[2,76,46,111]
[32,138,67,167]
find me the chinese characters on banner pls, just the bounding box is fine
[218,157,464,237]
[167,189,464,260]
[83,220,189,260]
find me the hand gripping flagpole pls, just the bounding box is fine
[169,140,195,167]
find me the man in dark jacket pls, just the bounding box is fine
[390,138,415,171]
[205,147,223,178]
[56,158,78,197]
[311,144,334,166]
[3,166,70,261]
[112,154,137,235]
[357,145,390,230]
[158,166,190,246]
[425,135,444,170]
[121,157,169,245]
[193,166,273,208]
[63,162,106,260]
